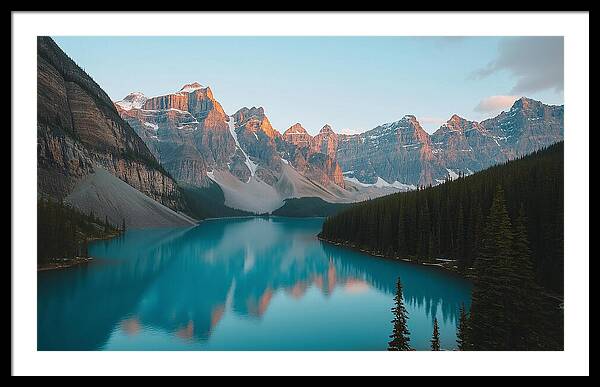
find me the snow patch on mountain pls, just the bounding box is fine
[143,122,158,131]
[228,115,258,179]
[344,176,416,191]
[446,168,459,180]
[179,82,204,93]
[115,92,147,111]
[343,176,371,187]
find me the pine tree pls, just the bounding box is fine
[456,303,469,350]
[508,205,544,349]
[431,318,441,351]
[318,143,564,350]
[388,278,412,351]
[466,202,483,271]
[397,206,407,257]
[121,218,126,233]
[418,199,431,259]
[455,202,464,261]
[469,185,514,350]
[380,212,393,255]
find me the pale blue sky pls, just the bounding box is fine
[52,36,564,134]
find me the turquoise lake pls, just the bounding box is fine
[38,217,472,350]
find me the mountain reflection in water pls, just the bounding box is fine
[38,217,471,350]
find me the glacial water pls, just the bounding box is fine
[38,217,471,350]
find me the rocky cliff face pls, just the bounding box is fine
[480,97,564,158]
[114,77,563,213]
[117,83,235,187]
[37,36,186,212]
[337,115,446,186]
[429,114,503,178]
[282,123,312,148]
[117,85,348,192]
[232,106,282,178]
[426,98,565,182]
[277,123,345,188]
[336,98,563,187]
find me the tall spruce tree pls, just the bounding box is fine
[508,205,544,349]
[469,185,514,350]
[431,318,441,351]
[418,199,431,259]
[388,278,412,351]
[455,202,465,261]
[456,303,469,350]
[318,143,564,350]
[319,142,563,292]
[397,211,407,257]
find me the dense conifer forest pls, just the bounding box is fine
[319,142,563,293]
[37,197,123,265]
[321,142,564,350]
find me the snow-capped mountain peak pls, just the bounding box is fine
[179,82,205,93]
[115,92,147,110]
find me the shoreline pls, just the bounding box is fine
[38,256,93,272]
[318,237,564,303]
[38,232,121,272]
[199,215,327,222]
[317,235,472,279]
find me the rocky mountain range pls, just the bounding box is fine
[337,98,564,186]
[117,87,387,213]
[37,36,563,222]
[37,37,195,228]
[116,81,563,213]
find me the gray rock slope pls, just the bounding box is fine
[66,168,196,229]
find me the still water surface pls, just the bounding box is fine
[38,217,471,350]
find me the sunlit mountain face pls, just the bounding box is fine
[38,218,471,350]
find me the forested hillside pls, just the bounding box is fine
[38,197,123,266]
[319,142,563,293]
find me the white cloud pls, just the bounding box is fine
[471,37,564,94]
[474,95,519,113]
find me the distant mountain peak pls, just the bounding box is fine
[115,92,148,110]
[510,96,541,112]
[448,114,465,123]
[442,114,472,130]
[236,106,265,118]
[320,124,334,134]
[284,123,308,135]
[180,82,204,93]
[432,114,482,137]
